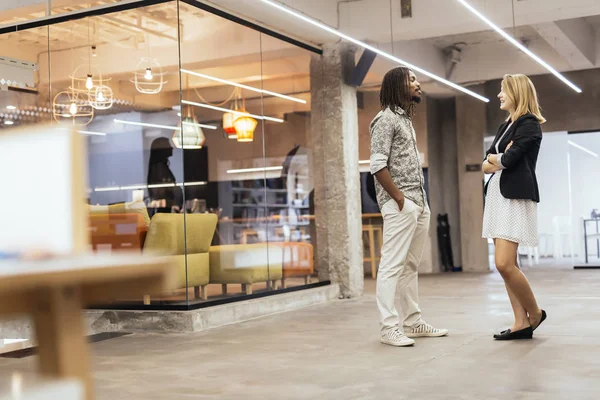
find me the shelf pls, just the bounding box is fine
[232,204,309,209]
[231,188,288,193]
[232,222,311,227]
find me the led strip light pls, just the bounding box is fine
[456,0,582,93]
[181,69,306,104]
[229,162,372,174]
[227,166,284,174]
[181,100,285,123]
[113,119,217,130]
[568,141,598,158]
[260,0,490,103]
[95,181,207,192]
[54,128,107,136]
[78,130,107,136]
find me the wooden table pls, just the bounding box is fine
[0,254,175,400]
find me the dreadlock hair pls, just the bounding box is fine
[379,66,415,118]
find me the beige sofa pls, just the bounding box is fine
[209,243,284,295]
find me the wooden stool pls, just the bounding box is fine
[362,225,383,278]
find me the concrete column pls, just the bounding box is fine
[309,42,363,298]
[427,98,462,272]
[455,92,490,272]
[426,98,442,272]
[412,98,433,274]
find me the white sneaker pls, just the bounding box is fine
[405,321,449,338]
[381,328,415,347]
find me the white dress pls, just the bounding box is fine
[482,123,538,247]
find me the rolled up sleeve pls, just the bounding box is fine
[496,153,507,169]
[370,113,395,175]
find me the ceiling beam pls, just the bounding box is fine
[49,22,133,49]
[361,39,446,85]
[135,8,182,31]
[532,18,596,70]
[97,15,178,42]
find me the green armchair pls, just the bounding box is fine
[143,213,217,300]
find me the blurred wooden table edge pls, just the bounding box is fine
[0,254,175,400]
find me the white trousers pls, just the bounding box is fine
[376,197,430,333]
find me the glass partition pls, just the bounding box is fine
[46,3,185,306]
[486,130,600,270]
[260,33,316,290]
[179,0,272,303]
[0,0,327,309]
[567,131,600,268]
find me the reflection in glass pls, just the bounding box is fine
[147,138,183,211]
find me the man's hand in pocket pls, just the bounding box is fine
[394,192,405,211]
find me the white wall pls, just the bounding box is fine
[536,132,570,239]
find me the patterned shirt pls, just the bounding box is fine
[369,107,426,208]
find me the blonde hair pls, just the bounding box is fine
[501,74,546,124]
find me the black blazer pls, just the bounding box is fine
[484,113,543,203]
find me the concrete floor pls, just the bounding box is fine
[1,264,599,399]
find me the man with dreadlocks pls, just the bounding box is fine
[370,67,448,347]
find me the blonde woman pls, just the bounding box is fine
[482,74,547,340]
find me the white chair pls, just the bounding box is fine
[518,245,539,267]
[537,233,553,258]
[552,216,574,259]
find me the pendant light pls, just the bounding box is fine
[85,74,94,90]
[222,112,237,138]
[222,90,240,139]
[234,93,257,143]
[85,21,94,91]
[234,114,257,142]
[90,84,114,110]
[144,67,153,81]
[53,90,94,126]
[70,19,113,111]
[172,106,205,149]
[131,35,166,95]
[69,101,78,115]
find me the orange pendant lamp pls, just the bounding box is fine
[234,93,257,143]
[234,113,258,142]
[222,112,238,139]
[223,112,237,139]
[223,93,239,139]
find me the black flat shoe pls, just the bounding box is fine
[533,310,547,332]
[493,326,533,340]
